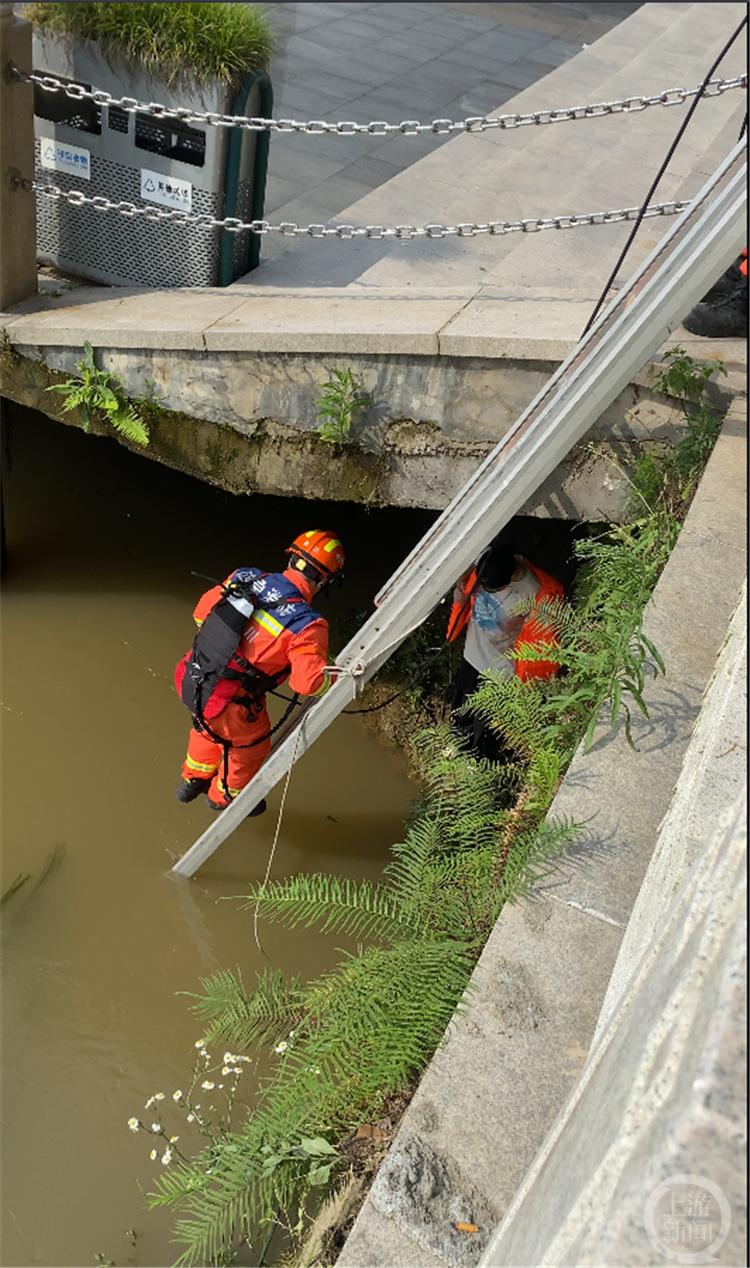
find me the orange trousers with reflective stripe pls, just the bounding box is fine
[181,698,271,808]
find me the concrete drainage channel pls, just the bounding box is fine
[337,390,747,1268]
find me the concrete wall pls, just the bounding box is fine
[482,591,747,1268]
[0,334,734,518]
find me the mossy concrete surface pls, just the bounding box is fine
[0,341,705,519]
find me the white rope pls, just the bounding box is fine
[252,722,304,958]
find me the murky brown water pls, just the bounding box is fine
[1,409,434,1268]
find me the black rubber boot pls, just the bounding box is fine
[207,797,267,818]
[683,277,748,339]
[700,259,744,304]
[176,778,211,803]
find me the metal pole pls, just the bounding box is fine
[0,1,37,309]
[171,141,747,879]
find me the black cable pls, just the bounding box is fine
[343,641,449,715]
[582,15,748,338]
[739,111,748,141]
[343,577,480,716]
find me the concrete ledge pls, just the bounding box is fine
[0,287,250,351]
[203,291,476,355]
[338,395,747,1268]
[4,284,746,366]
[438,290,598,361]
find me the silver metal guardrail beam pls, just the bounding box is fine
[171,140,746,878]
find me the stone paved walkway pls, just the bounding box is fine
[261,2,641,249]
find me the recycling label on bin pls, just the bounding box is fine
[140,169,192,212]
[40,139,91,180]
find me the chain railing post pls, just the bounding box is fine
[0,1,37,308]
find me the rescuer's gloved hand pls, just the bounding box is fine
[310,670,333,698]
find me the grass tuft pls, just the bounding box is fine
[26,2,273,88]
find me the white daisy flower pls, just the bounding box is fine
[172,1090,183,1101]
[201,1080,215,1090]
[128,1117,140,1133]
[161,1148,172,1166]
[150,1149,158,1161]
[274,1041,288,1055]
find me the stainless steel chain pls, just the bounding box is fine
[10,64,747,137]
[16,175,689,239]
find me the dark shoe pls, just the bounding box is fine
[207,796,267,818]
[700,259,744,304]
[176,778,210,803]
[683,278,748,338]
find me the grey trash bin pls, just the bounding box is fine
[32,31,271,287]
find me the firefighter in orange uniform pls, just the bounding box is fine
[174,531,344,817]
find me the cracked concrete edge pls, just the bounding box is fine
[338,394,747,1268]
[3,283,747,364]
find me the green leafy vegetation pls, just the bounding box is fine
[315,369,371,445]
[144,348,725,1265]
[26,2,272,87]
[46,342,149,446]
[147,740,578,1266]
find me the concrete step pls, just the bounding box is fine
[367,2,746,289]
[247,1,745,291]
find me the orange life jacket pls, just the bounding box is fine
[446,559,564,681]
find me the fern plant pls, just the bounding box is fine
[315,368,370,444]
[46,341,150,446]
[147,727,577,1264]
[180,966,304,1049]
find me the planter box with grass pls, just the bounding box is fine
[28,2,272,287]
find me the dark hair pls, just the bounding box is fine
[477,544,515,590]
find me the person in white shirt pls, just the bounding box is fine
[447,542,563,760]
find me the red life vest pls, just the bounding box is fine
[446,559,564,681]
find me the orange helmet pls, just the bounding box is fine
[287,530,345,579]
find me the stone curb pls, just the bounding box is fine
[338,392,747,1268]
[3,284,746,364]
